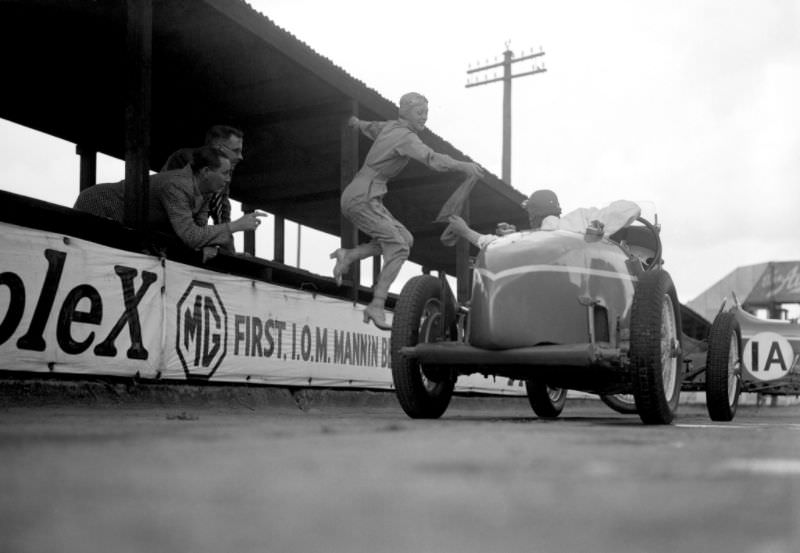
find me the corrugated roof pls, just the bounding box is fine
[0,0,529,276]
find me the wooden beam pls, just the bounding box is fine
[273,214,285,263]
[76,144,96,192]
[242,204,255,256]
[340,99,359,301]
[123,0,152,229]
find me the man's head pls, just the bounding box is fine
[191,146,232,195]
[523,189,561,229]
[398,92,428,132]
[205,125,244,168]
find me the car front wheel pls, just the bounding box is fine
[629,270,684,424]
[391,275,456,419]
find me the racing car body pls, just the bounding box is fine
[736,306,800,391]
[401,229,643,371]
[683,302,800,412]
[389,215,718,425]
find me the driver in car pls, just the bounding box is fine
[447,189,562,248]
[448,190,641,249]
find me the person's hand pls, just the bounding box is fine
[347,115,359,128]
[459,161,484,178]
[447,214,470,235]
[230,211,267,233]
[201,245,220,263]
[496,222,517,236]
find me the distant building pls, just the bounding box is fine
[688,261,800,323]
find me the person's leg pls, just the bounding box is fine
[345,199,413,329]
[330,241,381,286]
[371,217,412,300]
[331,191,385,285]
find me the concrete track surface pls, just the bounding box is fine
[1,381,799,553]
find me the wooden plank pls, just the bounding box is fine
[273,214,285,263]
[123,0,152,229]
[76,144,96,192]
[242,204,256,256]
[340,99,359,302]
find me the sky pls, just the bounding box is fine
[1,0,799,304]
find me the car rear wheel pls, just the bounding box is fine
[630,270,684,424]
[600,394,638,414]
[391,275,456,419]
[705,311,742,421]
[525,381,567,418]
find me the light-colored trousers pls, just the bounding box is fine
[341,195,413,301]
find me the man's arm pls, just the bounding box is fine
[348,116,387,141]
[159,184,233,250]
[447,215,497,248]
[396,132,483,176]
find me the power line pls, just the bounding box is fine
[466,43,547,185]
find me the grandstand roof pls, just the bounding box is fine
[0,0,528,277]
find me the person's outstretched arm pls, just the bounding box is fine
[397,132,484,177]
[348,116,387,141]
[160,184,234,249]
[447,215,496,248]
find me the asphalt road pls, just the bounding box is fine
[2,391,799,553]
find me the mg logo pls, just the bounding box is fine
[175,280,227,379]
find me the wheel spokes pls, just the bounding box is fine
[547,386,565,403]
[418,298,445,392]
[660,294,678,402]
[727,335,740,402]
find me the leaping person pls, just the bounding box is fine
[331,92,483,330]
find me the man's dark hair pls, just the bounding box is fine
[205,125,244,144]
[190,145,226,172]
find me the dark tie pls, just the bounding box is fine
[208,191,223,224]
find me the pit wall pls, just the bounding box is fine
[0,222,523,396]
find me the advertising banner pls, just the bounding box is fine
[163,260,394,388]
[0,222,164,376]
[0,223,523,395]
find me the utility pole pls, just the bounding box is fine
[466,43,546,185]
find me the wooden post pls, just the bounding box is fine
[502,48,512,184]
[242,204,256,256]
[123,0,152,229]
[76,145,97,192]
[273,214,285,263]
[340,99,359,302]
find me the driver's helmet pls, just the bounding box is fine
[522,189,562,217]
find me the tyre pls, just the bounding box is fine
[525,381,567,418]
[629,270,684,424]
[391,275,456,418]
[600,394,638,415]
[705,311,742,421]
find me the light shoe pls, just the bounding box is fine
[363,304,391,330]
[329,248,348,286]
